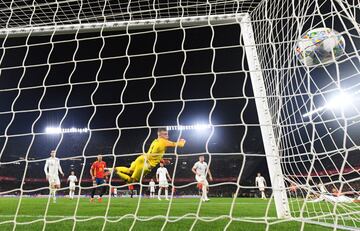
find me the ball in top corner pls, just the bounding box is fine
[295,27,345,67]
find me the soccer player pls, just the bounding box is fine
[192,155,213,202]
[289,182,298,197]
[128,184,134,198]
[67,171,78,199]
[44,150,64,203]
[156,162,171,200]
[114,128,185,183]
[110,187,118,198]
[255,173,267,199]
[90,155,107,202]
[318,183,328,195]
[149,178,156,198]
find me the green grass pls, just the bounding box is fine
[0,197,357,230]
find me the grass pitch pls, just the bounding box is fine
[0,197,354,230]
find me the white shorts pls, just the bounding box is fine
[195,175,208,186]
[159,180,169,188]
[48,175,60,186]
[258,186,265,191]
[150,187,155,193]
[69,183,76,190]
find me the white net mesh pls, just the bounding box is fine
[251,0,360,228]
[0,0,359,230]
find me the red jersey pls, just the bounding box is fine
[91,161,106,178]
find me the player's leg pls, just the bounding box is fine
[70,183,76,199]
[91,180,97,202]
[99,183,107,200]
[196,175,209,201]
[115,158,138,182]
[162,181,169,200]
[130,156,151,182]
[68,184,73,199]
[53,177,61,203]
[260,187,266,199]
[158,187,162,200]
[50,185,56,202]
[201,184,207,201]
[116,166,132,182]
[202,179,209,201]
[164,186,169,200]
[48,177,56,202]
[97,178,106,202]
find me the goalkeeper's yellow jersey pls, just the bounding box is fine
[145,138,185,168]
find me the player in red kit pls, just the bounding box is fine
[90,155,107,202]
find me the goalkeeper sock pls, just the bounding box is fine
[165,189,168,200]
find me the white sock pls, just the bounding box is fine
[158,188,162,198]
[69,191,72,198]
[71,191,74,199]
[202,185,208,199]
[262,192,266,198]
[165,189,168,199]
[52,188,57,201]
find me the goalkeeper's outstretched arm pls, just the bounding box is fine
[164,139,186,148]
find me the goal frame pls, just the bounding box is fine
[0,12,291,219]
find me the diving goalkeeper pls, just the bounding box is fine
[114,128,186,183]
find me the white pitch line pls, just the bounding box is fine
[0,215,278,220]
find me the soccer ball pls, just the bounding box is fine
[295,27,345,67]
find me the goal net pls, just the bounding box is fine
[0,0,359,230]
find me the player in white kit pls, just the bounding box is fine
[156,162,171,200]
[44,150,64,203]
[255,173,267,199]
[192,155,213,202]
[67,171,78,199]
[318,183,327,195]
[149,178,156,198]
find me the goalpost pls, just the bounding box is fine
[0,0,359,230]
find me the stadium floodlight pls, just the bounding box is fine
[45,126,89,134]
[166,124,212,131]
[303,91,354,118]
